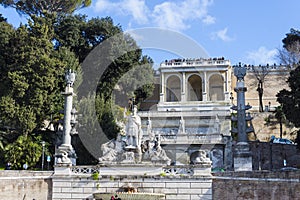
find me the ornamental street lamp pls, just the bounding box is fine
[230,92,234,105]
[41,141,45,170]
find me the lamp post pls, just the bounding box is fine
[41,141,45,170]
[230,92,234,105]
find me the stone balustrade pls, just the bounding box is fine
[70,165,198,176]
[161,58,230,67]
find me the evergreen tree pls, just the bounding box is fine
[278,28,300,68]
[277,66,300,127]
[277,65,300,148]
[0,14,80,167]
[0,0,91,16]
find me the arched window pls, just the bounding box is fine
[209,74,224,101]
[166,75,181,102]
[187,75,202,101]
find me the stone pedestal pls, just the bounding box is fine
[193,163,212,176]
[54,165,72,175]
[99,164,164,176]
[234,142,252,171]
[56,144,77,166]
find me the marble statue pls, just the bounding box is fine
[214,114,220,133]
[125,105,143,149]
[193,150,211,164]
[147,116,155,141]
[98,105,171,165]
[142,137,171,165]
[65,69,76,87]
[178,116,185,134]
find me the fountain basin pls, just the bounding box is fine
[93,192,165,200]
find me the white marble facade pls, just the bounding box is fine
[139,58,233,169]
[158,58,231,112]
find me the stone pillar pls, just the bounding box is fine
[224,71,230,101]
[203,71,207,101]
[235,81,247,143]
[62,86,73,147]
[160,72,165,102]
[55,70,77,171]
[181,72,186,102]
[232,66,252,171]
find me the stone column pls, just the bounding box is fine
[203,71,207,101]
[181,72,186,102]
[160,71,165,102]
[235,80,247,143]
[55,70,77,170]
[62,86,73,147]
[224,71,230,101]
[232,66,252,171]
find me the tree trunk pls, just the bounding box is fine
[279,118,283,138]
[257,81,264,112]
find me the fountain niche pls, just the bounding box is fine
[93,106,211,199]
[93,184,165,200]
[93,192,165,200]
[93,106,169,199]
[97,105,171,166]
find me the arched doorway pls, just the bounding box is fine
[187,75,202,101]
[209,74,224,101]
[166,75,181,102]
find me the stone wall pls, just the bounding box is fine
[52,175,212,200]
[1,169,300,200]
[212,171,300,200]
[250,142,300,170]
[231,68,290,111]
[0,170,53,200]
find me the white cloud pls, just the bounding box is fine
[246,46,277,65]
[152,2,188,30]
[94,0,215,31]
[202,15,216,25]
[94,0,115,13]
[122,0,149,24]
[94,0,149,24]
[211,27,233,42]
[152,0,214,30]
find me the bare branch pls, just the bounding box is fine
[277,41,300,69]
[251,65,270,83]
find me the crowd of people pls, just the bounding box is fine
[163,57,226,65]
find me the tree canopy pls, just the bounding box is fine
[0,0,91,15]
[0,14,81,168]
[0,8,155,166]
[278,28,300,68]
[277,65,300,148]
[277,66,300,127]
[54,15,122,63]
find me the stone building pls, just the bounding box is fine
[140,58,233,169]
[236,64,290,111]
[139,59,291,169]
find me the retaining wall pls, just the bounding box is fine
[1,169,300,200]
[212,171,300,200]
[0,170,53,200]
[52,175,212,200]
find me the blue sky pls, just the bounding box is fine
[1,0,300,68]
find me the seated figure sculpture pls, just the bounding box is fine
[99,106,171,165]
[192,150,211,164]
